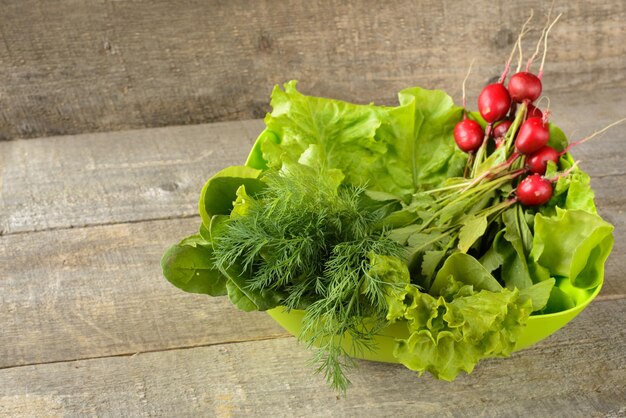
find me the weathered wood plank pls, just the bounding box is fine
[0,213,624,369]
[0,0,624,139]
[0,119,264,235]
[1,89,624,236]
[1,298,624,417]
[0,217,287,369]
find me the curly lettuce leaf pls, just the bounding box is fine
[261,81,400,190]
[257,81,465,198]
[388,284,533,381]
[386,253,548,380]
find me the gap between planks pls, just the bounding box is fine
[0,297,624,417]
[0,213,200,238]
[0,333,291,372]
[0,170,623,238]
[1,88,624,236]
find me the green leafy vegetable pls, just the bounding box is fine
[397,87,466,188]
[531,208,614,289]
[430,252,502,296]
[258,81,466,198]
[162,80,613,393]
[211,163,405,391]
[198,165,265,228]
[161,238,227,296]
[387,284,533,381]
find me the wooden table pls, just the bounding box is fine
[1,88,625,417]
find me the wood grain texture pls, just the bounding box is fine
[0,0,624,139]
[1,88,624,236]
[0,216,287,369]
[1,298,624,417]
[0,119,264,235]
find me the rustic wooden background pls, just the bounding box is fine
[1,1,625,416]
[0,0,624,140]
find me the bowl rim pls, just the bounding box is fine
[271,281,602,319]
[527,281,603,320]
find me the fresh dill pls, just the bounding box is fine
[212,165,404,391]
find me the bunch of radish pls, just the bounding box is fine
[453,11,623,207]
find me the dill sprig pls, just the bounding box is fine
[212,164,404,391]
[302,238,402,392]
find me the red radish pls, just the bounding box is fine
[493,120,513,139]
[508,72,542,103]
[517,174,553,206]
[454,120,484,152]
[478,84,511,123]
[515,117,550,155]
[526,146,559,174]
[527,103,543,118]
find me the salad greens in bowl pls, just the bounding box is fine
[161,81,613,391]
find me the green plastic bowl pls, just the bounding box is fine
[246,133,604,363]
[267,280,602,363]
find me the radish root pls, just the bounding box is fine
[563,118,626,154]
[538,13,563,79]
[526,0,556,71]
[461,59,475,111]
[500,10,534,83]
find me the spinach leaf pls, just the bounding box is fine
[198,166,265,228]
[430,253,502,297]
[519,278,555,311]
[222,264,285,312]
[161,239,228,296]
[542,285,576,314]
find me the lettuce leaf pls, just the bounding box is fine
[531,208,614,289]
[388,284,533,381]
[430,252,502,296]
[261,81,406,192]
[397,87,466,188]
[384,251,554,381]
[257,81,465,198]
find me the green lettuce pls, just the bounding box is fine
[256,81,465,198]
[531,207,614,289]
[385,252,552,381]
[397,87,466,188]
[388,284,533,381]
[162,81,613,390]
